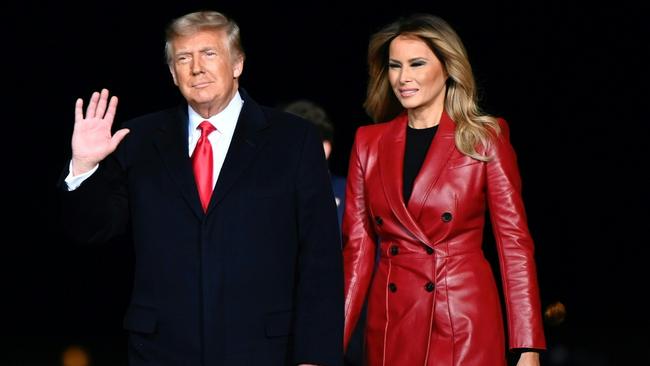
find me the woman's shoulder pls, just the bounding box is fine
[357,121,389,135]
[492,116,511,141]
[352,122,391,150]
[356,113,404,139]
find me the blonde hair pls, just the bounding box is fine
[365,14,499,160]
[164,10,245,65]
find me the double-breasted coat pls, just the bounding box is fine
[342,112,546,366]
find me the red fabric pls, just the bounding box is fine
[342,112,545,365]
[192,121,216,212]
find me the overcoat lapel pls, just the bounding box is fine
[153,106,205,219]
[152,90,270,218]
[378,113,433,247]
[378,112,457,247]
[407,111,456,220]
[208,91,269,213]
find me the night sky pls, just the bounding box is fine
[3,1,648,365]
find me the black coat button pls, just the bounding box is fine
[441,212,453,222]
[425,282,435,292]
[425,247,433,255]
[375,216,383,226]
[388,283,397,292]
[390,245,399,256]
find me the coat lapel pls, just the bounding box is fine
[207,90,269,213]
[153,92,269,218]
[153,106,205,219]
[407,111,456,220]
[378,113,433,247]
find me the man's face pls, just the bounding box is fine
[168,29,243,116]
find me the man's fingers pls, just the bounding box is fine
[75,89,117,126]
[95,89,110,119]
[74,98,84,123]
[110,128,130,150]
[104,96,119,124]
[85,91,100,119]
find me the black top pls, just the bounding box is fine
[403,124,439,203]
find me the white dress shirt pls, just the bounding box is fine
[65,91,244,191]
[187,92,242,187]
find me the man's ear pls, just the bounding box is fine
[233,57,244,79]
[323,140,332,160]
[169,65,179,86]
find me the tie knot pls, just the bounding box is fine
[197,121,216,136]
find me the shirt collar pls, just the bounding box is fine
[187,91,244,136]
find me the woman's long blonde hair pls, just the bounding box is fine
[364,14,499,160]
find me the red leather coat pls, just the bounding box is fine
[342,112,546,366]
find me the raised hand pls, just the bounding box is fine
[71,89,129,175]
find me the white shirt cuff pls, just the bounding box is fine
[64,160,99,191]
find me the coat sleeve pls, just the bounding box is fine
[292,123,345,366]
[486,119,546,350]
[342,127,377,350]
[58,146,130,244]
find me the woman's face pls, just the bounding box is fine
[388,35,447,112]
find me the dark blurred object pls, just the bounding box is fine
[61,344,91,366]
[544,301,566,326]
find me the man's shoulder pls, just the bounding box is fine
[261,106,309,124]
[259,106,314,135]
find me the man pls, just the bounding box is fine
[59,11,343,366]
[281,101,362,366]
[282,100,346,227]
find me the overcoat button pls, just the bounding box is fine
[375,216,383,226]
[390,245,399,256]
[425,282,435,292]
[425,247,433,255]
[441,212,453,222]
[388,283,397,292]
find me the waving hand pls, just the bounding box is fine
[71,89,129,175]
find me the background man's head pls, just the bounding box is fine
[283,100,334,159]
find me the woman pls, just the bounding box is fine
[342,14,546,366]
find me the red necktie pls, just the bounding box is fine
[192,121,216,212]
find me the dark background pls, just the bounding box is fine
[3,1,648,365]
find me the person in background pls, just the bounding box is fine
[342,13,546,366]
[59,10,343,366]
[282,100,363,366]
[283,100,346,227]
